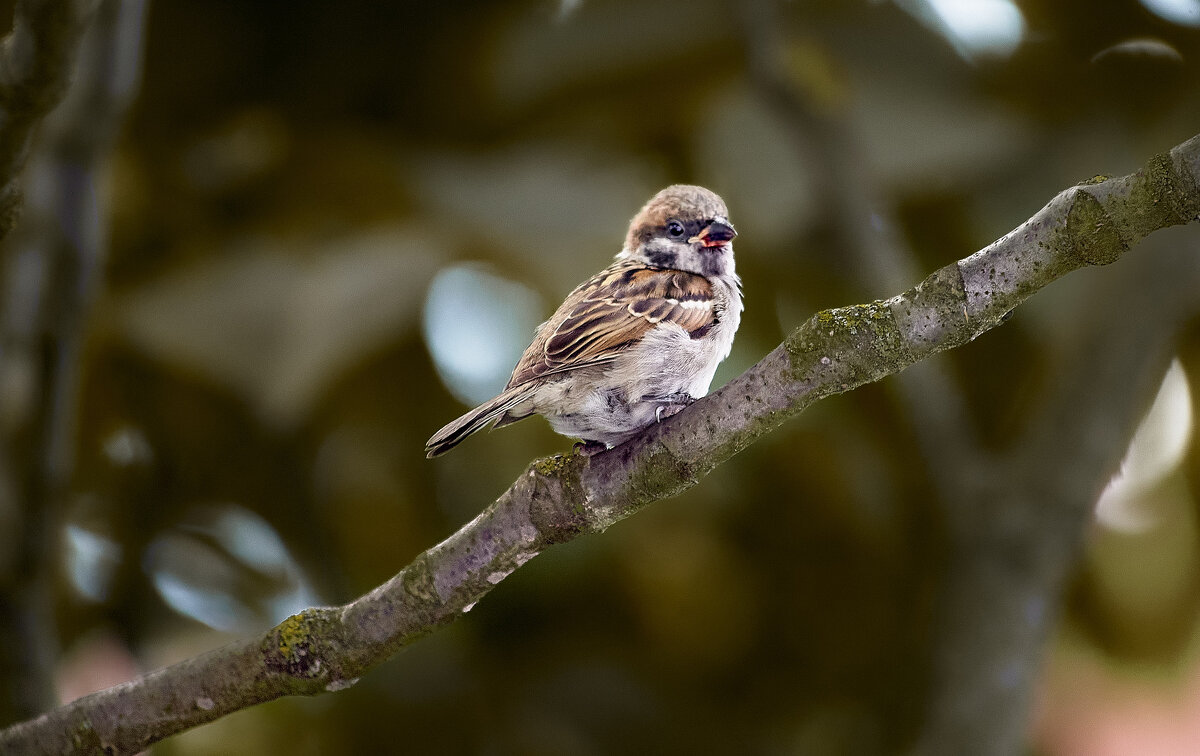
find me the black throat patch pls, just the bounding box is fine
[643,241,677,269]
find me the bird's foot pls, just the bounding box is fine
[573,440,609,456]
[655,394,696,423]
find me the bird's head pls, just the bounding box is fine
[621,185,736,278]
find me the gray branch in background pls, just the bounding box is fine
[1,131,1196,755]
[0,0,147,727]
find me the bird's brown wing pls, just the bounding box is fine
[507,261,716,388]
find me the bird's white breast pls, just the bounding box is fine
[615,273,742,401]
[532,273,742,447]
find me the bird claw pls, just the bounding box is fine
[573,440,608,456]
[655,395,695,423]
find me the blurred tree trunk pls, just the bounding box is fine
[0,0,146,725]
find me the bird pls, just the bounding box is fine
[425,184,742,458]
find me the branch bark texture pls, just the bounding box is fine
[3,136,1199,754]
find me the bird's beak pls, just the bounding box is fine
[691,219,737,248]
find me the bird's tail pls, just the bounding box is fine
[425,385,536,458]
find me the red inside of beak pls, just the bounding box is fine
[699,222,736,247]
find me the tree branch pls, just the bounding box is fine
[2,136,1198,754]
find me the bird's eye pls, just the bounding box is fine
[666,220,685,239]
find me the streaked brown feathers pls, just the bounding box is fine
[507,260,716,387]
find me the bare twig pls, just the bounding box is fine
[1,132,1196,755]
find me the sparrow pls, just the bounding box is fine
[425,184,742,458]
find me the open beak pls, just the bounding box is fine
[691,219,737,248]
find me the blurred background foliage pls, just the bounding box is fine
[4,0,1200,753]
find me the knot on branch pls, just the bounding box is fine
[1066,188,1125,266]
[1165,146,1200,223]
[889,264,968,360]
[265,608,339,682]
[400,552,440,604]
[69,719,106,754]
[621,441,698,506]
[526,452,590,542]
